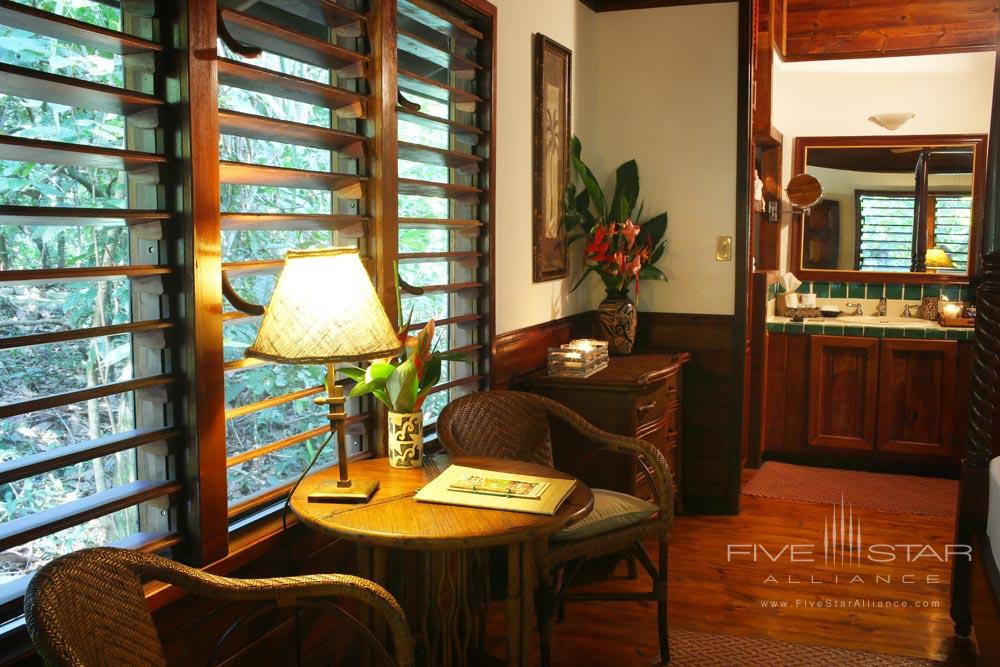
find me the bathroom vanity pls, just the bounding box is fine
[761,315,972,474]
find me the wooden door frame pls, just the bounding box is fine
[733,0,752,513]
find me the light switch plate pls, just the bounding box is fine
[716,235,733,261]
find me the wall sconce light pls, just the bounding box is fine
[868,113,916,131]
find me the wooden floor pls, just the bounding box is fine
[485,493,978,666]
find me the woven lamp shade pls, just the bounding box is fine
[246,247,402,364]
[925,247,955,269]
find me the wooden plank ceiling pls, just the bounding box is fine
[582,0,998,61]
[781,0,1000,61]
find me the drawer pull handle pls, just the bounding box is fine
[666,387,678,396]
[637,401,658,415]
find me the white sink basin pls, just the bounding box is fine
[837,315,936,328]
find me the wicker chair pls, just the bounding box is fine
[438,390,673,666]
[24,547,414,667]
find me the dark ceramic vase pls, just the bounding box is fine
[597,292,637,355]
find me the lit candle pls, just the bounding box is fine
[942,303,963,319]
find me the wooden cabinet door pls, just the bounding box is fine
[808,335,879,450]
[802,200,841,269]
[877,339,957,456]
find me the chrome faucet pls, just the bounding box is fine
[845,302,863,316]
[871,298,887,317]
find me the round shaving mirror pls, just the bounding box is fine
[786,173,823,211]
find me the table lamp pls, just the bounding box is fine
[925,247,954,272]
[246,247,402,502]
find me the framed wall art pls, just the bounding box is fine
[532,34,572,282]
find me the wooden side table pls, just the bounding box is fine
[290,455,593,667]
[519,352,690,512]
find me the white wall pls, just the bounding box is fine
[582,3,739,315]
[492,0,598,334]
[492,1,740,332]
[771,51,996,271]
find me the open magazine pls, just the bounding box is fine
[448,474,550,499]
[415,464,576,516]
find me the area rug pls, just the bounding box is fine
[669,628,938,666]
[742,461,957,518]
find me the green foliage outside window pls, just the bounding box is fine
[0,0,139,584]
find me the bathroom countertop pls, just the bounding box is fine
[765,314,974,341]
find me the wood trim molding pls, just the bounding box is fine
[492,311,594,389]
[173,0,228,566]
[790,133,988,285]
[580,0,735,10]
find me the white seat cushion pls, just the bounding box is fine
[551,488,658,541]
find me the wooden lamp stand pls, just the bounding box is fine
[312,362,378,502]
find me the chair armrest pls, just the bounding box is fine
[540,396,675,518]
[137,552,414,666]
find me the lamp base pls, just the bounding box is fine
[307,478,379,503]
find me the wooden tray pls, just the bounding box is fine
[939,315,976,328]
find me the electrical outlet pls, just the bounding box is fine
[716,235,733,261]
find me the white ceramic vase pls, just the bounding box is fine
[387,411,423,468]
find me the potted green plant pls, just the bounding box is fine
[564,137,668,355]
[342,319,463,468]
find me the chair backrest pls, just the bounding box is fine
[25,548,168,667]
[437,390,555,466]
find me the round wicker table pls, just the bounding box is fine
[291,455,594,667]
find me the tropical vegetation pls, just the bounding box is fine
[564,137,669,297]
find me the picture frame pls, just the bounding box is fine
[532,34,572,283]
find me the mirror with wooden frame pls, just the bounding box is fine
[791,134,987,284]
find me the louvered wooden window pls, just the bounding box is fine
[0,0,497,620]
[0,0,182,608]
[394,0,492,427]
[856,192,972,273]
[214,0,375,517]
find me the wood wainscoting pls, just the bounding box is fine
[0,519,362,666]
[495,311,741,515]
[152,528,357,665]
[636,313,740,515]
[492,312,595,389]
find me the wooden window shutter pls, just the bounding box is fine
[0,0,184,612]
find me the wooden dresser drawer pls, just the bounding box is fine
[520,353,690,513]
[633,371,679,429]
[634,446,678,504]
[663,371,680,405]
[637,408,679,455]
[634,383,667,428]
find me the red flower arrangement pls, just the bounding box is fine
[565,138,668,298]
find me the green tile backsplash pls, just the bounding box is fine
[765,276,975,341]
[847,283,866,298]
[769,280,973,305]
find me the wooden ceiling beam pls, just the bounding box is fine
[579,0,733,9]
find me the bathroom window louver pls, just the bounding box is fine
[856,192,972,273]
[394,0,492,428]
[0,0,184,611]
[214,0,375,518]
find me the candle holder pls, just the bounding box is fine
[547,339,609,378]
[938,301,975,328]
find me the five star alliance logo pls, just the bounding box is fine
[825,496,861,568]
